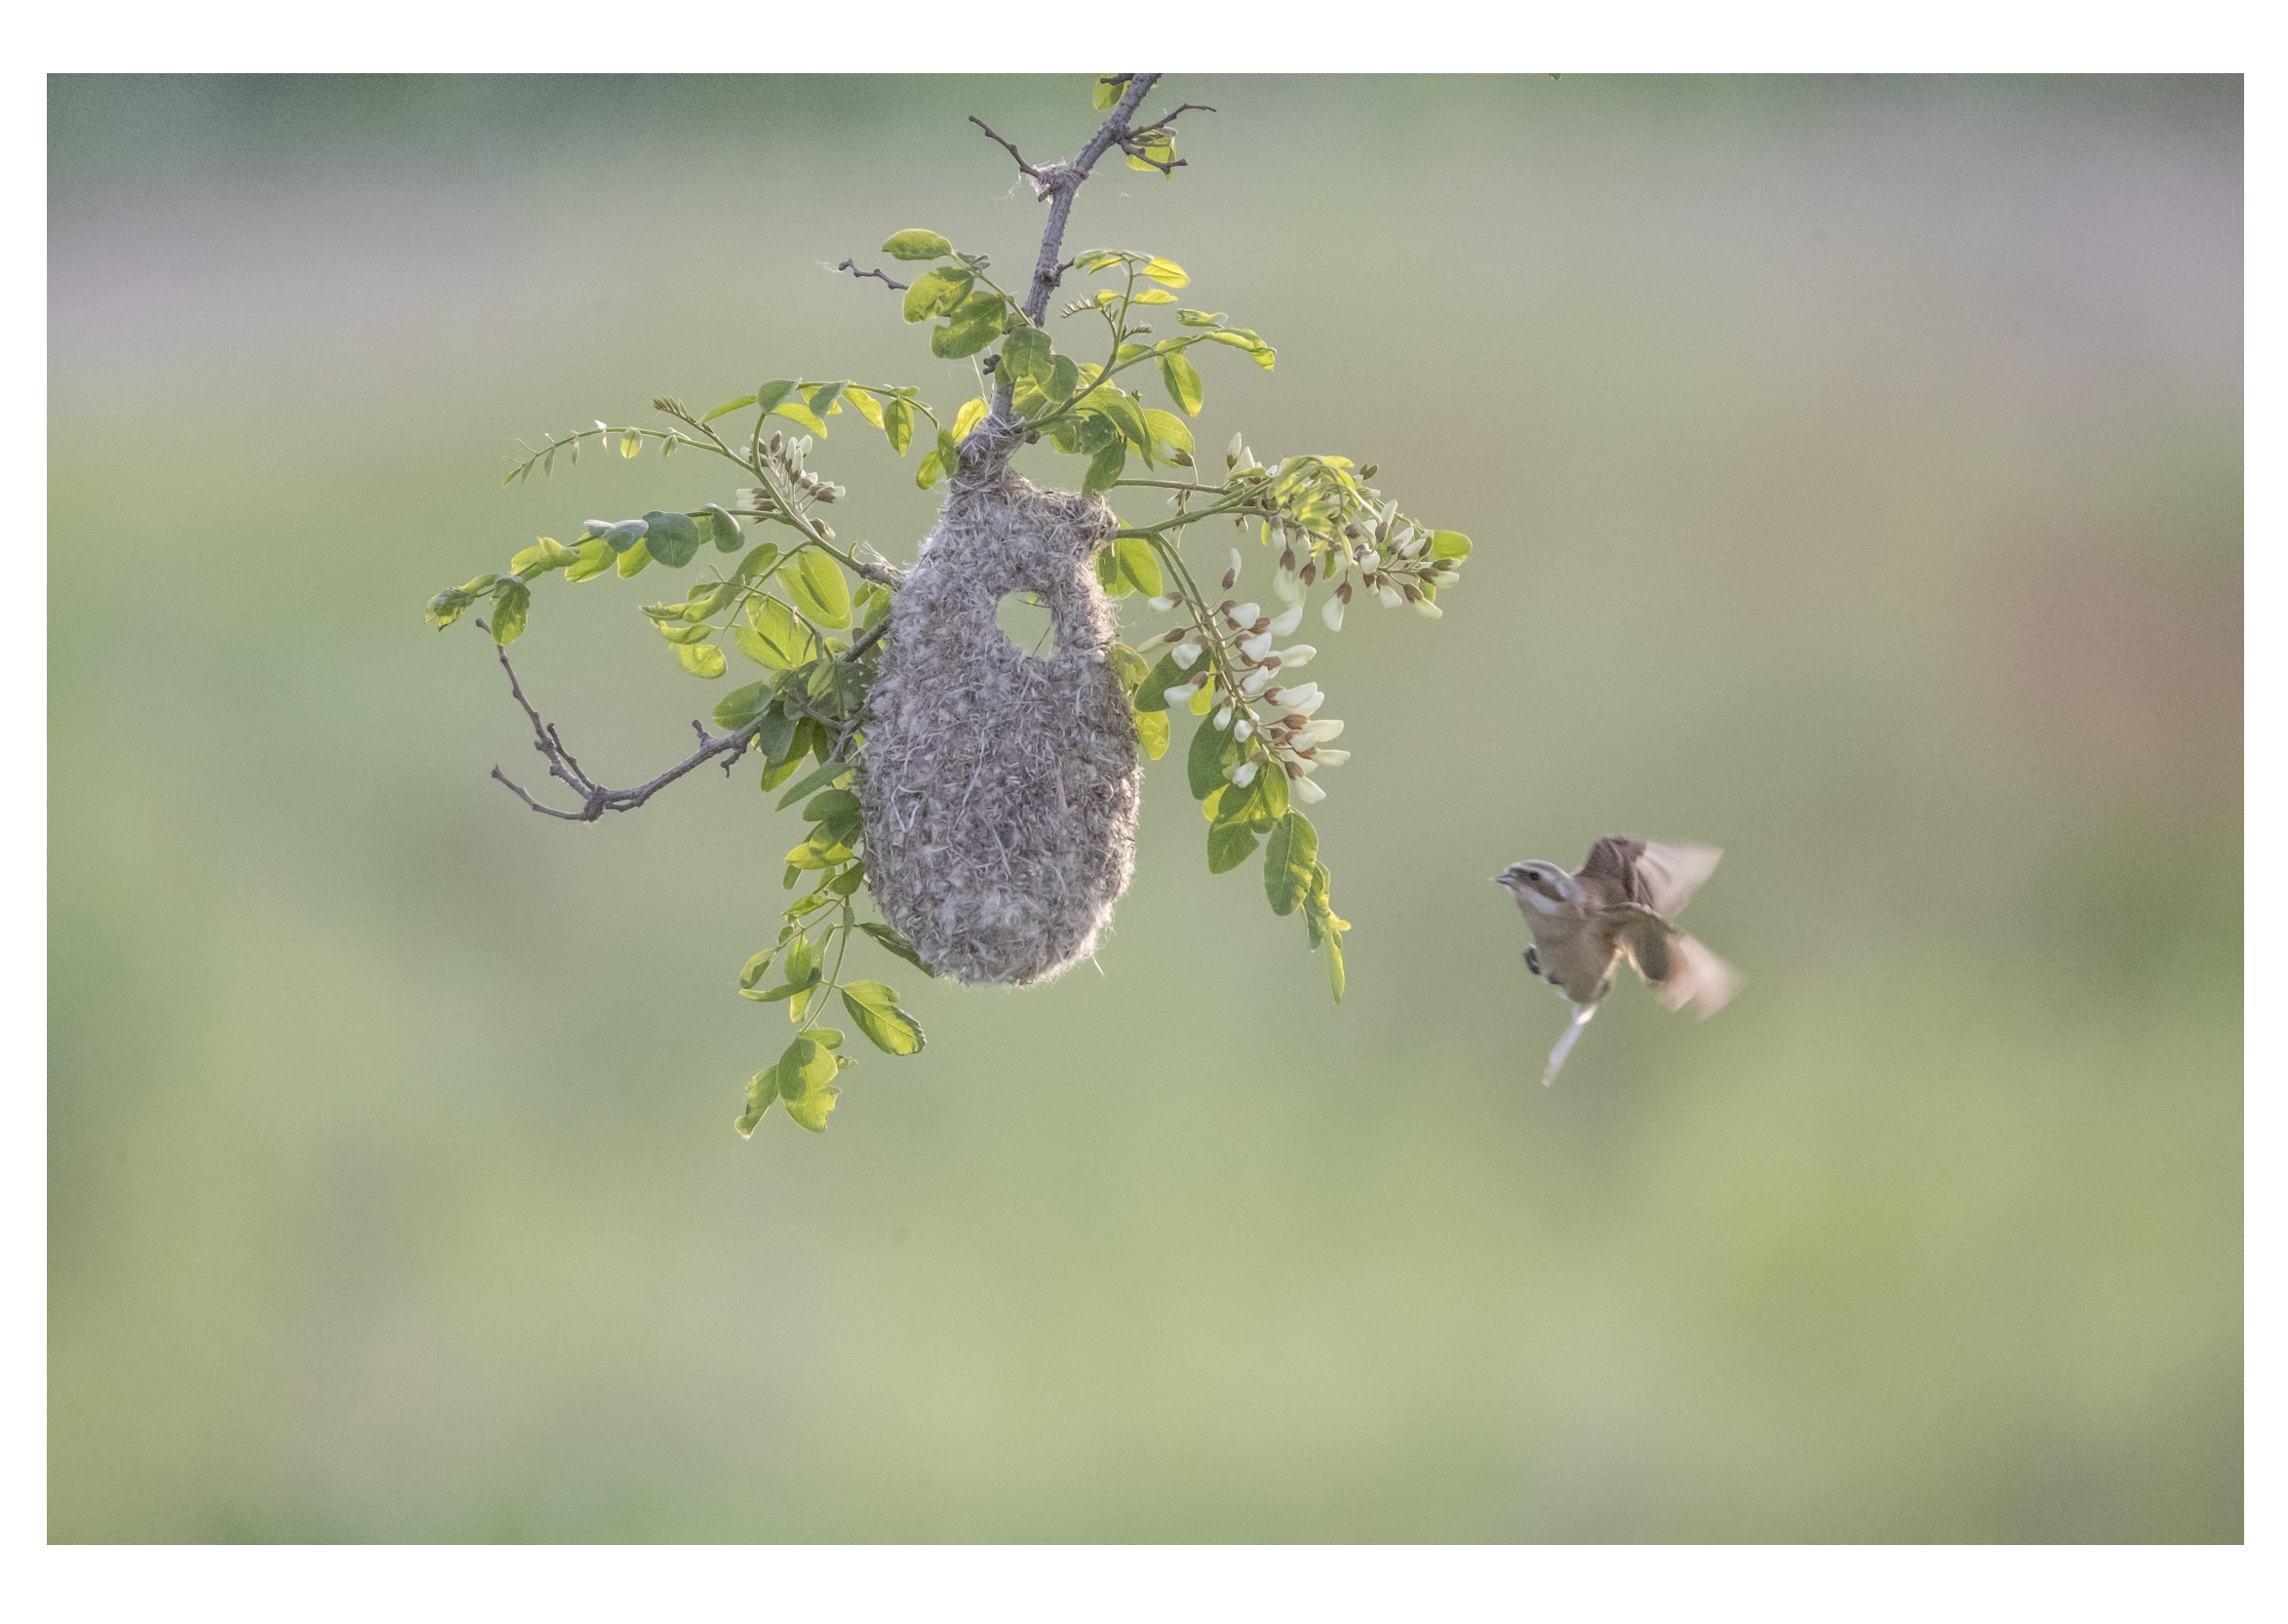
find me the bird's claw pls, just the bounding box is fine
[1523,946,1541,975]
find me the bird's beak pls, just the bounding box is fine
[1490,876,1507,886]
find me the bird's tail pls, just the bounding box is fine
[1542,1002,1598,1087]
[1651,933,1742,1019]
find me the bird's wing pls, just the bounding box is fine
[1649,932,1741,1019]
[1630,841,1722,918]
[1577,837,1650,908]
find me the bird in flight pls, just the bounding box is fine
[1493,837,1741,1086]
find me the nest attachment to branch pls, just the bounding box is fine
[860,473,1140,985]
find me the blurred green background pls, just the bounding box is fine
[48,74,2241,1542]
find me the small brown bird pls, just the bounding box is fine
[1494,837,1741,1086]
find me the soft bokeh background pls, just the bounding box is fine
[49,75,2241,1542]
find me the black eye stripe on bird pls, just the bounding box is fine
[1491,837,1741,1085]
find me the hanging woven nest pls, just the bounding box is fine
[859,470,1141,986]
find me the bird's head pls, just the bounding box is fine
[1494,860,1575,908]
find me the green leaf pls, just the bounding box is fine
[882,228,954,261]
[704,393,757,422]
[843,386,885,428]
[1432,530,1472,560]
[1142,257,1188,288]
[509,536,578,576]
[754,379,799,416]
[915,446,946,490]
[734,543,781,582]
[1111,535,1162,598]
[564,538,614,582]
[1189,714,1236,800]
[1133,651,1185,713]
[856,921,932,973]
[772,400,829,437]
[738,947,778,990]
[1199,330,1277,371]
[806,381,846,418]
[490,581,531,645]
[775,1037,842,1132]
[787,549,852,629]
[736,596,818,669]
[1322,927,1346,1001]
[701,504,743,551]
[931,291,1008,359]
[614,539,652,577]
[587,518,650,553]
[882,397,914,456]
[1083,440,1125,498]
[736,1062,780,1137]
[1135,707,1169,760]
[1091,75,1123,111]
[1176,309,1227,327]
[1131,287,1177,305]
[1047,354,1081,405]
[951,396,991,443]
[784,935,817,986]
[1207,820,1260,874]
[642,510,704,569]
[1090,392,1151,452]
[1263,812,1320,916]
[1001,326,1052,387]
[1142,409,1195,464]
[901,266,974,324]
[676,642,728,678]
[753,703,798,767]
[1158,351,1204,416]
[841,980,926,1055]
[713,680,773,732]
[1107,643,1150,693]
[803,788,860,822]
[774,759,854,811]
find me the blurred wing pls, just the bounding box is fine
[1650,932,1742,1020]
[1632,841,1722,918]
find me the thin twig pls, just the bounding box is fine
[483,632,766,822]
[968,115,1041,180]
[835,259,909,293]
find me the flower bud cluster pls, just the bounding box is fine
[1148,553,1349,802]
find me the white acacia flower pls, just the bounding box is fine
[1271,568,1301,604]
[1268,602,1305,636]
[1174,641,1203,669]
[1226,430,1244,465]
[1322,596,1345,632]
[1213,702,1234,730]
[1164,674,1206,705]
[1239,631,1274,660]
[1293,777,1326,804]
[1147,595,1177,613]
[1312,748,1350,766]
[1225,602,1261,627]
[1230,760,1258,787]
[1241,667,1275,697]
[1275,644,1316,669]
[1377,584,1403,608]
[1234,718,1255,741]
[1412,597,1442,618]
[1306,718,1344,743]
[1284,691,1326,718]
[1268,682,1320,708]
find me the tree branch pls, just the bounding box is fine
[968,116,1041,180]
[835,258,908,293]
[1022,73,1160,327]
[482,630,765,822]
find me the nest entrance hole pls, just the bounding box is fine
[995,590,1059,660]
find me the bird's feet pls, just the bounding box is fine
[1524,946,1541,975]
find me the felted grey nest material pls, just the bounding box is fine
[859,471,1141,986]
